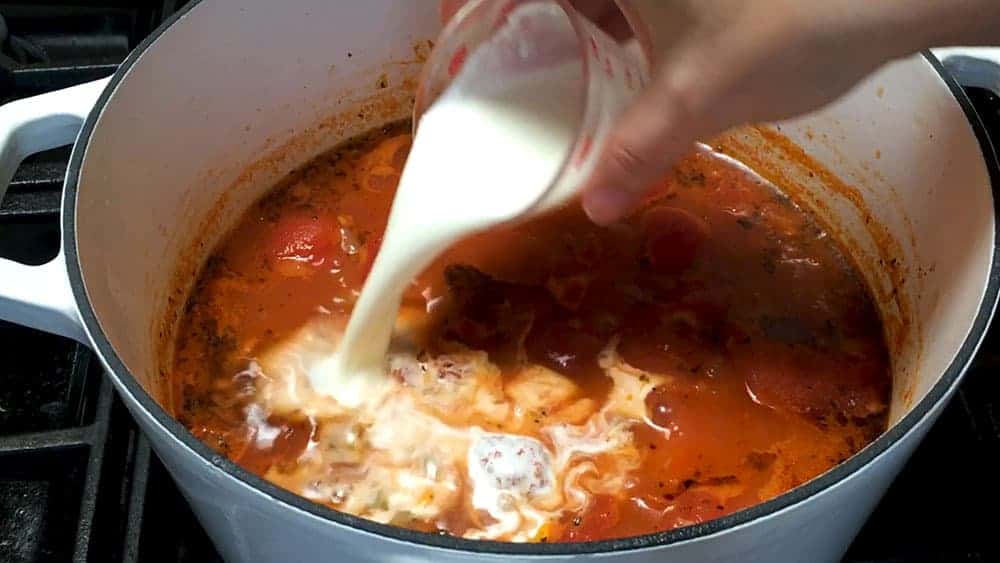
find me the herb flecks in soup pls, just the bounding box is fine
[170,122,890,542]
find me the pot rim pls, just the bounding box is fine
[61,0,1000,555]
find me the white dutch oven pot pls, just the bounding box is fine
[0,2,998,562]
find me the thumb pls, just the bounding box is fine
[580,71,710,225]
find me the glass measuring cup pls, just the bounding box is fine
[414,0,653,214]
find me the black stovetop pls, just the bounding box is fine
[0,3,998,562]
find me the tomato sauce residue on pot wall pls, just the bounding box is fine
[168,121,890,542]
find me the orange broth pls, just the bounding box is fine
[169,121,890,541]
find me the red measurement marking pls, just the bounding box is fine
[448,45,468,77]
[490,0,520,30]
[574,135,594,168]
[498,0,518,21]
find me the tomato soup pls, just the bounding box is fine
[169,122,889,542]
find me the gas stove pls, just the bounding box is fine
[0,4,998,562]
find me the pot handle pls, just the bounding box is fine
[933,47,1000,95]
[0,78,110,343]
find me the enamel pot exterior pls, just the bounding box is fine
[0,2,997,562]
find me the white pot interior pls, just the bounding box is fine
[74,0,993,476]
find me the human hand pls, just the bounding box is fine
[439,0,1000,224]
[577,0,914,223]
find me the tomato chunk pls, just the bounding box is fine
[619,302,726,374]
[526,319,606,383]
[730,335,889,421]
[641,206,710,273]
[265,212,337,273]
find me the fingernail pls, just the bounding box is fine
[582,187,633,225]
